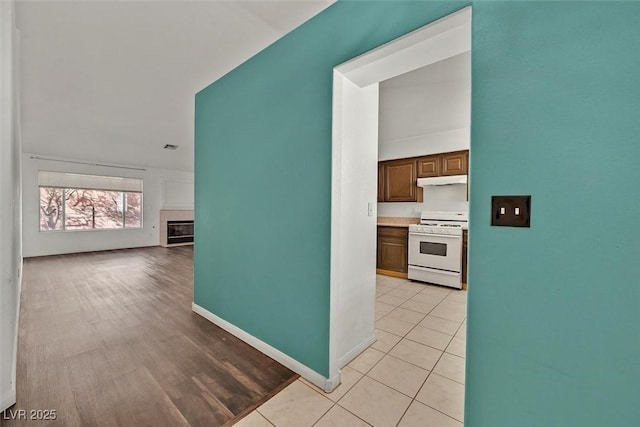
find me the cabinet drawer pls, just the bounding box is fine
[377,226,409,238]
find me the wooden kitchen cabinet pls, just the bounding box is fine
[462,229,468,288]
[417,155,440,178]
[378,163,385,202]
[378,150,468,203]
[441,151,469,176]
[378,158,422,202]
[417,150,469,178]
[377,226,409,276]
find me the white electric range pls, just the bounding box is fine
[408,211,468,289]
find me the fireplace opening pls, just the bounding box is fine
[167,220,194,245]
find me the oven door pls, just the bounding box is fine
[408,232,462,273]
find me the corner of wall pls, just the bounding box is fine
[192,303,336,392]
[2,261,21,412]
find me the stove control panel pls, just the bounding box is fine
[409,225,464,236]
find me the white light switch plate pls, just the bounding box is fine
[367,202,374,217]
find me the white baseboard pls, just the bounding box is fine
[1,259,21,412]
[1,389,16,413]
[338,334,376,369]
[11,258,22,400]
[192,303,341,393]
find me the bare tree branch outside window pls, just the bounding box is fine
[39,187,142,231]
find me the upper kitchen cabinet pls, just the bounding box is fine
[379,158,422,202]
[441,150,468,176]
[378,163,385,202]
[417,155,440,178]
[417,150,469,178]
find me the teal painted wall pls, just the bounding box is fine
[196,0,640,421]
[467,1,640,426]
[194,1,467,377]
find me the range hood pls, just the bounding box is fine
[417,175,467,187]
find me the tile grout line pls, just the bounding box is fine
[374,278,467,425]
[252,277,466,427]
[305,369,374,426]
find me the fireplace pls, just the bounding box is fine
[167,220,194,245]
[159,209,193,247]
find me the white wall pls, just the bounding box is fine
[330,74,378,379]
[378,127,469,162]
[1,0,21,411]
[378,185,468,217]
[22,154,193,257]
[161,178,194,210]
[378,52,470,217]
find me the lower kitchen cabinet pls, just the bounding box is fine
[377,226,409,276]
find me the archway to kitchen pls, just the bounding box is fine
[329,4,471,393]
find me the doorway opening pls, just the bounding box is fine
[329,6,471,403]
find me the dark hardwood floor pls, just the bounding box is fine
[1,246,297,427]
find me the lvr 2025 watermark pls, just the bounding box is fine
[2,409,57,421]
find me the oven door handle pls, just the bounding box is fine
[409,232,462,239]
[408,265,460,276]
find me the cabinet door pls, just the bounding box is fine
[441,151,468,176]
[417,155,440,178]
[377,238,408,272]
[384,158,418,202]
[377,227,409,273]
[378,163,385,202]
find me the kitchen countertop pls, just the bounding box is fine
[377,217,420,227]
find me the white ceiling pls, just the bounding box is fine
[16,0,334,172]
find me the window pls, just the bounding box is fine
[38,172,143,231]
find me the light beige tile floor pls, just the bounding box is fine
[234,275,467,427]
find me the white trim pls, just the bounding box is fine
[11,258,22,400]
[338,334,376,369]
[192,303,341,393]
[1,258,21,413]
[329,73,379,380]
[335,7,471,88]
[1,390,15,414]
[328,70,344,382]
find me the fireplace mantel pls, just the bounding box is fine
[160,209,194,247]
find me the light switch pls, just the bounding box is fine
[491,195,531,227]
[367,202,374,217]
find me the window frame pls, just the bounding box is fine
[39,186,143,232]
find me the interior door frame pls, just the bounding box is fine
[328,6,472,388]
